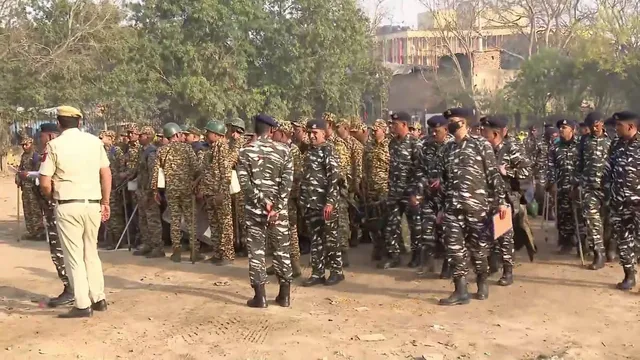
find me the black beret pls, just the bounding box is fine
[545,126,559,136]
[254,114,277,127]
[390,111,412,122]
[556,119,577,129]
[578,122,588,128]
[604,117,615,126]
[584,111,604,127]
[426,115,447,128]
[612,111,639,123]
[306,119,326,130]
[40,123,59,133]
[544,123,553,128]
[481,115,508,129]
[443,107,474,120]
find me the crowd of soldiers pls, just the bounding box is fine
[15,106,640,308]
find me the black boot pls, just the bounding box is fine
[247,284,268,308]
[342,250,350,268]
[275,283,290,307]
[497,265,513,286]
[377,254,400,269]
[489,253,500,275]
[417,251,436,276]
[407,250,421,268]
[302,276,325,287]
[616,268,636,291]
[588,250,605,270]
[47,286,74,308]
[439,259,452,279]
[325,272,345,286]
[438,277,470,306]
[133,244,152,256]
[476,274,489,300]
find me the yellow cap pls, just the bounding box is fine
[57,105,83,118]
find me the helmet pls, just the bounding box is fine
[226,117,245,132]
[204,120,226,136]
[163,122,182,138]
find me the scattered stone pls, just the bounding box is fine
[5,346,12,351]
[421,354,444,360]
[354,307,369,312]
[213,281,230,286]
[356,333,386,342]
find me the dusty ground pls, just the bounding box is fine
[1,175,639,360]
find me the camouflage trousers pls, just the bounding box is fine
[610,207,638,271]
[22,185,43,236]
[384,199,422,255]
[583,189,605,252]
[248,213,292,285]
[45,205,70,288]
[106,188,126,247]
[364,193,387,255]
[267,199,300,261]
[232,192,246,250]
[420,199,443,257]
[492,228,515,266]
[338,196,350,250]
[443,209,491,279]
[166,191,197,251]
[136,190,163,250]
[306,208,342,278]
[205,194,235,261]
[556,190,577,247]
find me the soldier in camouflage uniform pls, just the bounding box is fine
[130,126,165,258]
[414,115,452,277]
[120,124,143,247]
[547,119,580,254]
[480,116,532,286]
[324,113,352,266]
[301,119,344,286]
[602,111,640,290]
[267,120,302,277]
[237,114,294,308]
[363,119,390,260]
[535,126,558,217]
[16,136,44,239]
[336,117,363,248]
[435,108,508,306]
[227,118,248,256]
[291,117,311,254]
[523,125,539,159]
[197,120,235,265]
[575,112,611,270]
[349,116,368,145]
[409,119,422,138]
[98,130,126,250]
[152,123,202,263]
[381,111,422,269]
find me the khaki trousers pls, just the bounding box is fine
[55,202,105,309]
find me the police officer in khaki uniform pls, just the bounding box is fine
[39,106,111,318]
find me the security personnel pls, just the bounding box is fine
[16,136,44,240]
[226,117,247,256]
[39,106,110,318]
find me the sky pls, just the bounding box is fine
[362,0,426,28]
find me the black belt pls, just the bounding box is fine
[57,199,101,205]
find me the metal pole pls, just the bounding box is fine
[16,187,21,242]
[114,205,138,251]
[122,187,131,250]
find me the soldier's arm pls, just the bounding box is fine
[380,141,390,197]
[151,147,163,192]
[433,145,446,211]
[353,141,363,193]
[326,147,340,207]
[219,144,232,194]
[187,146,200,180]
[291,147,303,199]
[546,145,556,185]
[601,144,615,194]
[482,141,508,207]
[410,139,425,196]
[237,147,268,208]
[274,149,294,215]
[505,143,532,179]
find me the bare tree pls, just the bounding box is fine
[361,0,391,35]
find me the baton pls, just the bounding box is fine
[16,186,21,242]
[572,193,585,266]
[114,205,138,251]
[191,195,196,264]
[122,187,131,251]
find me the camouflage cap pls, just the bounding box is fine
[98,130,108,138]
[369,119,387,131]
[20,136,33,145]
[322,112,337,123]
[278,120,293,134]
[155,128,163,136]
[292,116,309,128]
[126,124,140,134]
[185,126,202,136]
[106,130,116,139]
[410,120,422,130]
[335,117,350,127]
[351,120,366,131]
[140,126,155,136]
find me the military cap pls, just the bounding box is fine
[556,119,577,129]
[163,122,182,138]
[98,130,108,138]
[57,105,83,118]
[369,119,387,131]
[409,120,422,130]
[427,115,447,128]
[179,124,189,132]
[185,126,202,136]
[20,136,33,145]
[351,121,366,131]
[443,107,474,120]
[322,112,337,123]
[40,123,59,133]
[126,124,140,134]
[335,117,350,127]
[578,122,588,128]
[204,120,226,136]
[612,111,639,123]
[105,130,116,139]
[480,115,508,129]
[255,114,277,127]
[390,111,411,122]
[155,128,163,136]
[140,126,155,136]
[307,119,327,130]
[584,111,604,127]
[292,117,308,127]
[226,117,246,131]
[278,120,293,134]
[545,126,559,136]
[244,117,256,136]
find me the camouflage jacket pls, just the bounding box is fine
[492,138,532,206]
[228,136,246,169]
[523,135,538,159]
[300,142,340,210]
[603,133,640,207]
[136,144,157,193]
[547,137,579,191]
[289,142,303,200]
[576,134,610,191]
[387,133,420,201]
[197,139,231,196]
[343,135,363,193]
[363,137,390,200]
[152,141,199,194]
[415,134,453,196]
[124,141,142,178]
[104,145,126,189]
[327,133,350,186]
[535,139,551,184]
[237,135,293,215]
[18,149,39,188]
[435,134,507,213]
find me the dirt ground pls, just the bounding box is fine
[1,175,639,360]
